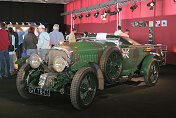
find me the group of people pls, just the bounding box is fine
[0,22,65,79]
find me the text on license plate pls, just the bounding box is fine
[28,87,50,97]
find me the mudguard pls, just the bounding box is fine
[89,62,104,90]
[15,56,30,65]
[140,55,155,76]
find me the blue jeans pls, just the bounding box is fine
[0,49,10,77]
[17,43,23,59]
[9,54,14,73]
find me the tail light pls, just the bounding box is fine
[156,50,160,57]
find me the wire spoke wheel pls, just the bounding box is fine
[149,61,159,83]
[70,67,97,110]
[80,73,96,105]
[144,58,159,87]
[16,64,36,99]
[100,47,123,84]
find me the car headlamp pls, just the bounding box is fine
[29,54,42,69]
[53,56,68,72]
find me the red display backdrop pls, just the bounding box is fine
[64,0,176,65]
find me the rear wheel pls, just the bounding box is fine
[144,58,159,87]
[100,47,122,84]
[70,67,97,110]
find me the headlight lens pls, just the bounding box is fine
[53,56,67,72]
[29,54,42,69]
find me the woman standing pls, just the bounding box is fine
[8,27,16,75]
[23,27,38,56]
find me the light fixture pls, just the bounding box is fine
[94,12,99,18]
[101,11,108,20]
[42,0,48,3]
[105,9,111,14]
[130,4,138,12]
[85,14,91,17]
[147,0,155,10]
[78,14,83,19]
[109,8,122,15]
[174,0,176,2]
[73,16,77,20]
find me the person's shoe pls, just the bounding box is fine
[10,71,17,76]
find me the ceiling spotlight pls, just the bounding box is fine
[42,0,48,3]
[85,14,91,17]
[94,12,99,18]
[105,9,111,14]
[78,14,83,19]
[109,8,122,15]
[101,11,108,20]
[130,4,138,12]
[73,16,77,20]
[147,0,155,10]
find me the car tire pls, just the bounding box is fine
[144,58,159,87]
[16,63,36,99]
[70,67,97,110]
[100,47,123,84]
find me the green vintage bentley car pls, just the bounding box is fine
[16,35,165,110]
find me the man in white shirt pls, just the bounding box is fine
[37,24,50,60]
[120,29,130,38]
[114,26,123,36]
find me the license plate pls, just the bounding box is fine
[28,87,50,97]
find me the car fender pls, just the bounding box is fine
[15,55,30,65]
[140,55,155,76]
[89,62,104,90]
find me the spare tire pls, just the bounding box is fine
[100,47,123,84]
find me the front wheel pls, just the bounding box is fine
[144,58,159,87]
[16,63,36,99]
[70,67,97,110]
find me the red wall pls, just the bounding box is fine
[64,0,176,65]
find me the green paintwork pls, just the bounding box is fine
[27,68,43,87]
[121,67,138,76]
[66,42,105,71]
[15,55,30,64]
[140,55,155,76]
[51,71,70,92]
